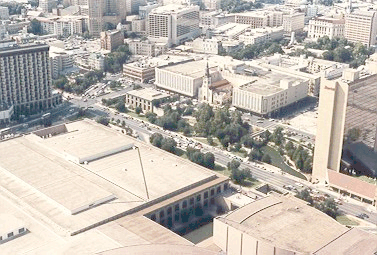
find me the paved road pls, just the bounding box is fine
[5,86,376,226]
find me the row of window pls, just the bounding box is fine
[149,183,228,221]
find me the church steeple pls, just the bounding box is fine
[206,62,210,78]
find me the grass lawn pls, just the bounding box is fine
[261,145,307,180]
[126,111,149,122]
[213,164,231,177]
[243,178,262,188]
[193,137,221,147]
[231,150,247,158]
[336,215,359,226]
[355,175,377,185]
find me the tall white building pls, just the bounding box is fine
[0,44,61,121]
[282,11,305,32]
[345,10,377,46]
[39,0,54,13]
[0,6,9,20]
[308,16,345,40]
[147,4,200,47]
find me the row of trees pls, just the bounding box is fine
[186,147,215,169]
[104,44,132,73]
[220,0,263,13]
[194,104,250,148]
[228,41,285,60]
[150,133,178,154]
[146,105,192,135]
[285,141,313,173]
[53,70,104,95]
[296,189,338,218]
[102,97,128,113]
[305,36,374,68]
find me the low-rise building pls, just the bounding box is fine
[199,11,235,31]
[128,39,156,56]
[235,10,283,28]
[123,62,156,82]
[49,46,74,78]
[214,194,377,255]
[185,37,221,54]
[239,27,284,45]
[100,30,124,51]
[308,16,345,40]
[125,88,170,112]
[212,23,251,40]
[232,64,308,116]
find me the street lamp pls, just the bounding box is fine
[133,145,150,200]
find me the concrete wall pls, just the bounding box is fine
[213,218,296,255]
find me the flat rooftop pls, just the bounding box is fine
[219,195,348,254]
[159,60,219,79]
[237,66,306,95]
[126,88,170,101]
[150,4,197,15]
[0,119,222,234]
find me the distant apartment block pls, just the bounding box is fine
[37,16,84,37]
[0,6,9,20]
[49,46,74,79]
[100,30,124,51]
[147,4,200,47]
[39,0,54,13]
[128,39,156,56]
[282,11,305,32]
[345,10,377,46]
[88,0,103,36]
[308,16,345,40]
[185,38,221,54]
[0,43,61,122]
[235,10,283,28]
[239,27,284,45]
[199,11,235,31]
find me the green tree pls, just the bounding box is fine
[315,198,338,218]
[230,167,252,185]
[96,116,109,126]
[203,152,215,169]
[295,188,313,205]
[135,106,142,115]
[161,137,177,153]
[150,133,163,148]
[227,159,241,171]
[28,19,43,35]
[261,153,272,164]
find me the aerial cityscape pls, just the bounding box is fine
[0,0,376,253]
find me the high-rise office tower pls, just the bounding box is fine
[147,4,200,47]
[0,43,61,122]
[313,69,377,183]
[88,0,103,36]
[345,10,377,46]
